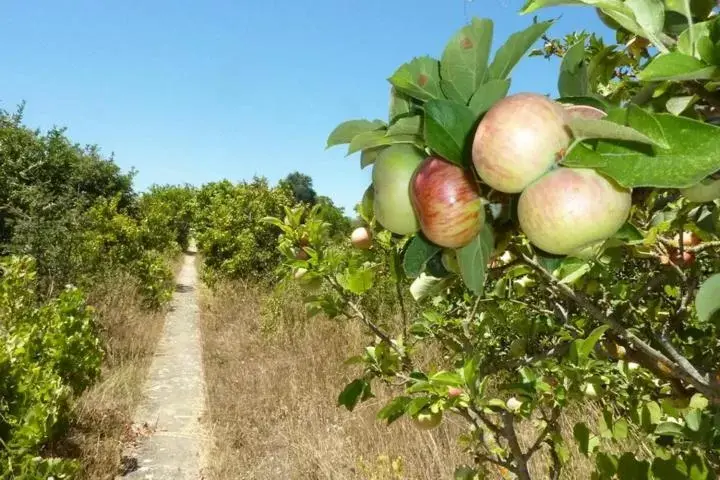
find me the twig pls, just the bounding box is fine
[525,407,561,460]
[502,412,531,480]
[687,241,720,253]
[520,253,720,402]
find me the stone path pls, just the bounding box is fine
[118,246,207,480]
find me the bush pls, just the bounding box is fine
[194,178,294,283]
[0,256,102,478]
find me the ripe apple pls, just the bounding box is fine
[412,409,442,430]
[410,156,485,249]
[372,144,424,235]
[517,167,632,256]
[351,226,372,249]
[679,177,720,203]
[665,249,696,266]
[472,93,572,193]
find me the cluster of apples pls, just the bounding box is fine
[359,92,633,257]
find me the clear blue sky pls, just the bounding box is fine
[1,0,610,215]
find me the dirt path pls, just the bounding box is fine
[118,246,207,480]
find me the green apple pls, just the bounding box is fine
[372,145,424,235]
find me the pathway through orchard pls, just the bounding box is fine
[118,244,208,480]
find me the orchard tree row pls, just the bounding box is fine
[268,1,720,478]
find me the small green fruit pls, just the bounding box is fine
[412,409,442,430]
[372,145,424,235]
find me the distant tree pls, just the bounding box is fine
[280,171,317,205]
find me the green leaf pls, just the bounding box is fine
[556,95,609,110]
[487,20,554,80]
[655,421,686,437]
[338,379,373,411]
[626,104,669,149]
[684,409,702,432]
[440,18,494,104]
[327,119,385,148]
[387,115,423,136]
[597,453,619,477]
[566,118,661,146]
[424,99,478,166]
[467,79,511,116]
[637,53,718,81]
[677,18,720,62]
[389,87,414,123]
[580,325,610,359]
[573,422,599,456]
[377,396,412,424]
[565,113,720,188]
[360,146,386,169]
[410,273,452,301]
[696,274,720,323]
[667,95,699,116]
[642,401,663,429]
[347,130,421,156]
[618,453,651,480]
[388,56,445,103]
[429,371,463,386]
[457,224,495,295]
[403,234,442,278]
[406,396,432,416]
[336,267,374,294]
[689,393,709,410]
[624,0,665,48]
[558,40,590,97]
[613,418,629,439]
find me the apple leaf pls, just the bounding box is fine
[520,0,583,14]
[457,224,494,295]
[696,273,720,323]
[403,234,442,278]
[336,267,374,294]
[360,146,386,169]
[327,119,386,148]
[626,104,669,148]
[665,95,697,116]
[377,396,412,424]
[338,378,373,411]
[389,86,415,123]
[386,115,423,136]
[624,0,666,50]
[410,273,453,301]
[558,40,590,97]
[424,99,478,166]
[566,118,660,146]
[347,130,422,156]
[555,95,610,110]
[468,79,511,116]
[487,20,554,80]
[637,52,718,81]
[388,56,445,103]
[564,113,720,188]
[440,17,494,104]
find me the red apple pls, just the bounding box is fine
[472,93,572,193]
[517,167,632,255]
[410,156,485,249]
[351,226,372,249]
[673,231,701,247]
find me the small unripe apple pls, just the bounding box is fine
[517,168,632,255]
[412,409,442,430]
[410,156,485,249]
[372,144,424,235]
[472,93,572,193]
[680,177,720,203]
[447,387,463,398]
[351,226,372,249]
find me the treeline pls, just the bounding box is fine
[0,104,350,478]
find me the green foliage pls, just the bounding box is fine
[314,6,720,479]
[194,178,294,283]
[0,256,102,478]
[279,171,318,205]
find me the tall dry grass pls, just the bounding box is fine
[200,280,646,479]
[60,270,171,479]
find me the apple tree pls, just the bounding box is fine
[270,2,720,478]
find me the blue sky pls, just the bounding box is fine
[1,0,610,214]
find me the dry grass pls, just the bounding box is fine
[200,280,469,480]
[62,272,168,479]
[200,280,647,479]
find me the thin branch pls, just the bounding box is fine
[520,253,720,402]
[525,407,561,460]
[687,241,720,254]
[394,276,408,338]
[502,412,531,480]
[474,453,515,472]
